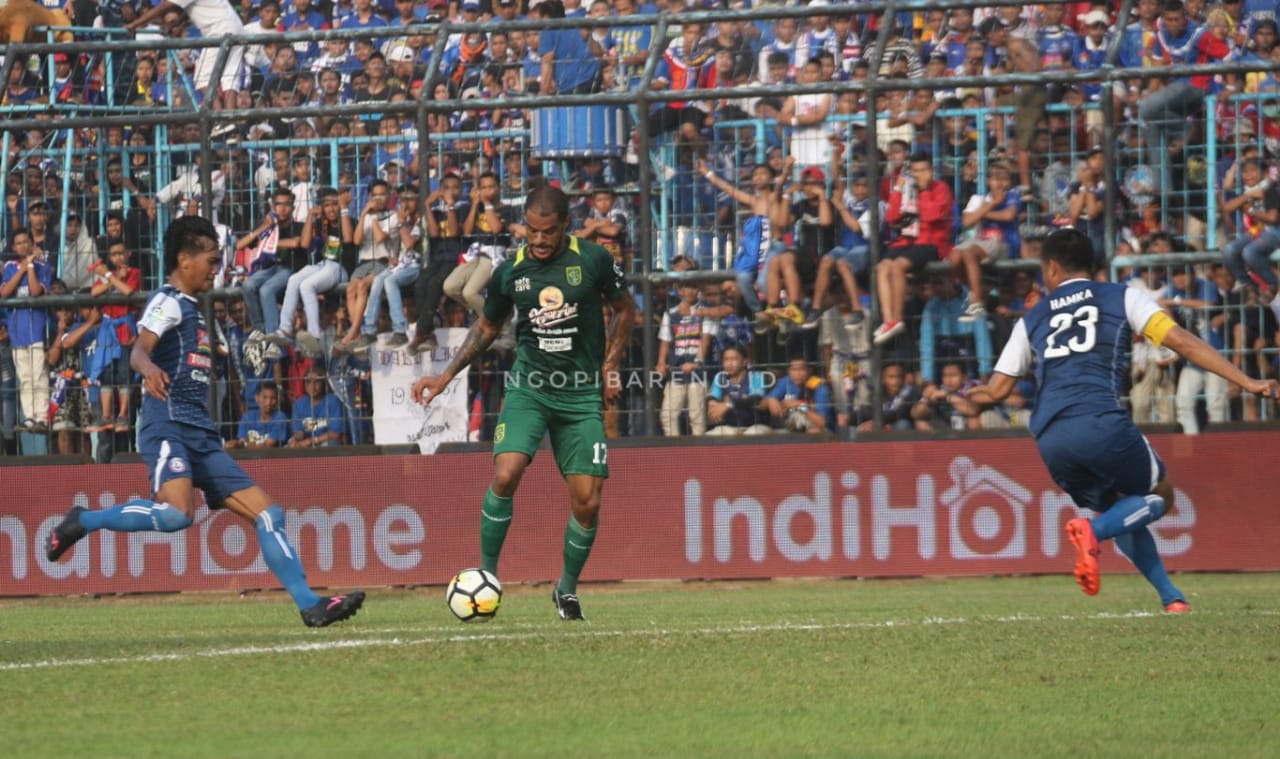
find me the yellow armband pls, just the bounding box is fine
[1142,311,1176,347]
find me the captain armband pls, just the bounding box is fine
[1142,311,1176,347]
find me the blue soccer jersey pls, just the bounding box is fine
[137,285,216,431]
[993,279,1163,438]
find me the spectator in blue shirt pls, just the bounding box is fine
[288,366,346,447]
[0,229,53,431]
[230,381,290,448]
[762,357,834,434]
[537,0,601,94]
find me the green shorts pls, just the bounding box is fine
[493,389,608,478]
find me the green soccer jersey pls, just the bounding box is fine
[484,235,629,396]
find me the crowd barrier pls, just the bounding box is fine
[3,431,1278,597]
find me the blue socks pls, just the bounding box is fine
[1090,494,1165,541]
[255,505,322,611]
[79,499,193,533]
[1114,527,1185,607]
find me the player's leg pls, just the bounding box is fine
[46,432,197,560]
[548,403,608,620]
[1086,426,1169,542]
[483,391,548,574]
[220,484,364,626]
[1114,526,1187,610]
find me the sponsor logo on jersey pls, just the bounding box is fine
[529,286,580,328]
[566,266,582,286]
[187,352,212,370]
[539,337,573,352]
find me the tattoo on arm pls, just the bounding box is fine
[604,298,636,368]
[443,318,502,377]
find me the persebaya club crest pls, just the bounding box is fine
[566,266,582,286]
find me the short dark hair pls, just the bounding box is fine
[257,381,279,396]
[909,151,933,165]
[1041,227,1096,276]
[526,185,570,220]
[163,215,218,276]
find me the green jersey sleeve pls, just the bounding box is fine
[591,244,629,303]
[483,257,516,323]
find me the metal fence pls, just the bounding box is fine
[2,1,1280,456]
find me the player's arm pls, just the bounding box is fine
[412,315,503,406]
[132,294,181,401]
[967,319,1031,405]
[1127,286,1277,397]
[131,328,169,401]
[1160,322,1278,397]
[603,291,637,402]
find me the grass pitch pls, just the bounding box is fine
[2,574,1278,758]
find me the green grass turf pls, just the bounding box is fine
[2,574,1278,758]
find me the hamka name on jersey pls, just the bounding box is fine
[1050,289,1093,311]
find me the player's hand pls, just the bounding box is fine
[696,158,709,175]
[602,364,622,403]
[142,366,171,400]
[412,373,451,406]
[1246,378,1279,398]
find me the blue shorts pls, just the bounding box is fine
[1035,410,1166,513]
[825,244,869,273]
[139,417,255,508]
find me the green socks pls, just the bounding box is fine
[480,488,514,574]
[558,516,598,595]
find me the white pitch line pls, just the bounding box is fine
[0,608,1253,672]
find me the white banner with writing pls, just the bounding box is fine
[370,328,469,454]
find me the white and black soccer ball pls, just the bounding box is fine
[446,568,502,623]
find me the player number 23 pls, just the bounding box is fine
[1044,305,1098,358]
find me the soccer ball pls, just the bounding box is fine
[446,568,502,622]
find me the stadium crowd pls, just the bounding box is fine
[1,0,1280,457]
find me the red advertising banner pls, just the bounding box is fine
[2,431,1277,596]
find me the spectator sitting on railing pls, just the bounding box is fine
[126,0,247,109]
[264,187,352,358]
[760,164,832,330]
[408,172,468,355]
[288,366,346,447]
[762,357,833,435]
[337,178,395,349]
[0,228,52,433]
[537,0,601,95]
[226,381,289,449]
[238,188,305,339]
[1136,1,1208,169]
[952,161,1022,324]
[876,152,954,346]
[448,172,515,318]
[810,153,871,327]
[697,156,790,314]
[90,237,140,436]
[351,183,421,350]
[1221,157,1280,302]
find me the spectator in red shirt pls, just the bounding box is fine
[874,153,954,345]
[90,238,141,434]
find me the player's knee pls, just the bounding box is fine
[492,468,523,496]
[152,503,193,532]
[1144,493,1167,520]
[255,503,286,532]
